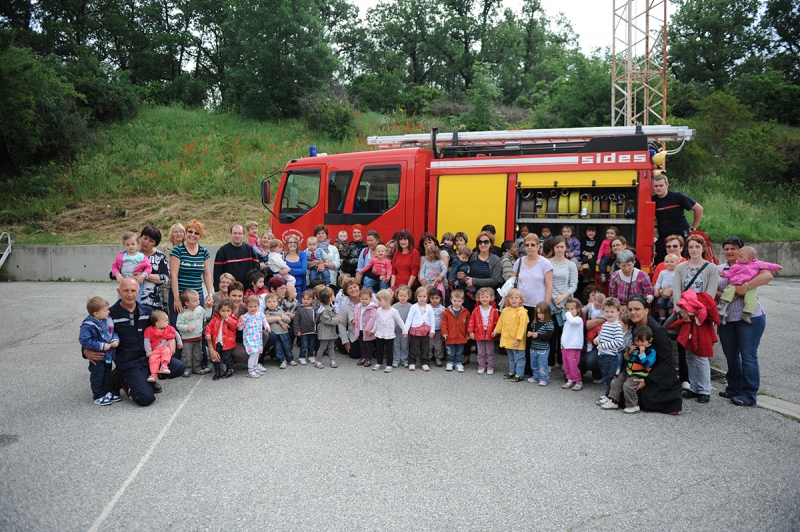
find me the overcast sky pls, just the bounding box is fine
[351,0,677,56]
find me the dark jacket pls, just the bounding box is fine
[213,242,260,290]
[630,316,682,414]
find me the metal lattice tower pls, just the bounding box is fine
[611,0,668,127]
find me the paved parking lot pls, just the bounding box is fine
[1,280,798,531]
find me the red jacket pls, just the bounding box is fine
[205,314,239,351]
[468,305,499,341]
[441,306,470,345]
[668,290,720,357]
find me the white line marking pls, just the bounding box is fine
[88,378,202,532]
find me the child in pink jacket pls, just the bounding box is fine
[353,287,379,367]
[718,246,781,323]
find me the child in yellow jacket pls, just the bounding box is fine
[493,288,530,382]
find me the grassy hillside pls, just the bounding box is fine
[2,105,799,244]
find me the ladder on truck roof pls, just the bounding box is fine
[367,125,695,149]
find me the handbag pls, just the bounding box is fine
[665,262,709,339]
[498,259,523,308]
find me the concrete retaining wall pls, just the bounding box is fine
[1,242,797,281]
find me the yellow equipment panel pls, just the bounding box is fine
[437,174,507,244]
[517,170,638,188]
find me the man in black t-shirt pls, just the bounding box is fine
[213,224,260,290]
[652,172,703,265]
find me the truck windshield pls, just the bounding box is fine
[280,170,320,215]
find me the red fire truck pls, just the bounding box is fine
[261,126,695,274]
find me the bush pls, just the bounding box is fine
[727,122,789,185]
[350,72,402,113]
[56,55,140,123]
[425,99,469,118]
[453,63,507,131]
[135,75,207,108]
[298,85,358,141]
[397,85,441,116]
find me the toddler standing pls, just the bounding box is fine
[206,299,238,380]
[593,297,625,398]
[79,297,120,405]
[392,285,412,367]
[176,289,212,377]
[315,288,340,368]
[526,301,554,385]
[402,286,436,372]
[352,288,378,367]
[601,326,657,413]
[144,310,182,383]
[427,288,446,366]
[293,290,317,367]
[441,289,471,373]
[468,287,499,374]
[494,288,530,382]
[370,289,406,372]
[264,293,293,367]
[238,295,270,378]
[560,298,585,390]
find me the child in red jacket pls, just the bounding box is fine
[441,289,471,373]
[468,287,499,374]
[205,299,239,380]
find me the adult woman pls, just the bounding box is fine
[622,295,683,414]
[159,223,185,256]
[308,224,340,286]
[385,239,396,262]
[545,235,578,366]
[608,249,654,307]
[337,278,364,360]
[671,234,719,404]
[283,234,308,293]
[390,229,419,291]
[169,220,213,325]
[715,236,772,407]
[341,224,366,278]
[651,234,685,284]
[609,236,640,272]
[138,225,170,312]
[500,241,519,281]
[356,229,382,291]
[462,231,503,305]
[511,233,553,368]
[211,273,236,307]
[419,232,450,269]
[257,230,274,271]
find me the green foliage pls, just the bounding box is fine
[298,85,359,141]
[694,92,754,157]
[453,63,506,131]
[730,70,800,126]
[727,123,789,184]
[350,72,403,113]
[398,85,441,116]
[56,55,140,123]
[135,75,208,108]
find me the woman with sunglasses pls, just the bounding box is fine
[462,231,503,308]
[169,220,213,327]
[511,233,554,370]
[716,236,773,407]
[651,235,686,284]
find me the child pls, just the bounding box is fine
[111,232,152,298]
[245,220,264,257]
[206,299,238,380]
[337,230,349,243]
[562,225,581,268]
[601,325,657,413]
[540,227,552,241]
[370,289,406,372]
[718,246,782,324]
[267,239,296,287]
[293,290,317,366]
[359,244,393,291]
[427,288,446,366]
[306,236,331,285]
[245,270,268,299]
[516,224,530,256]
[353,288,378,367]
[560,297,585,390]
[315,288,341,368]
[420,245,447,295]
[654,254,679,322]
[264,293,294,367]
[598,226,619,282]
[526,301,554,385]
[402,286,436,371]
[494,288,529,382]
[334,274,351,314]
[468,287,499,374]
[392,285,412,367]
[593,297,625,398]
[448,246,472,292]
[583,292,606,321]
[144,310,182,383]
[238,295,270,378]
[440,232,456,263]
[441,289,471,372]
[581,226,599,283]
[79,297,120,405]
[176,289,212,377]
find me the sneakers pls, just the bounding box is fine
[308,357,317,364]
[222,368,234,379]
[357,358,366,366]
[681,381,691,391]
[198,367,212,374]
[212,371,222,381]
[392,363,398,368]
[601,400,619,410]
[409,364,416,371]
[456,364,464,373]
[106,392,121,403]
[597,395,609,405]
[299,358,308,365]
[254,365,266,374]
[248,369,260,378]
[330,360,338,368]
[279,361,288,369]
[403,362,409,368]
[572,382,583,391]
[600,274,607,283]
[159,363,170,375]
[487,369,494,375]
[289,360,298,366]
[623,405,640,414]
[477,368,485,374]
[445,363,454,371]
[182,369,191,378]
[527,377,536,383]
[422,365,430,371]
[539,380,548,386]
[147,373,158,383]
[257,363,268,373]
[315,362,324,369]
[512,375,524,382]
[384,365,392,373]
[371,363,381,371]
[94,395,113,405]
[562,380,575,389]
[593,378,604,384]
[503,373,514,380]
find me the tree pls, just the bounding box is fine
[454,62,506,130]
[762,0,800,84]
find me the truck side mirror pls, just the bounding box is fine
[261,178,271,207]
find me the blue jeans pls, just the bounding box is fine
[298,334,316,360]
[598,354,618,395]
[718,314,765,404]
[507,349,526,376]
[530,348,550,382]
[657,296,674,312]
[274,333,292,363]
[362,276,379,292]
[599,256,613,276]
[446,344,465,365]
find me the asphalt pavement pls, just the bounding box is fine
[0,281,798,531]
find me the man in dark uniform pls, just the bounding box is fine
[83,278,185,406]
[213,224,260,290]
[652,172,703,265]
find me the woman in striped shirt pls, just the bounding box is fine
[169,219,213,326]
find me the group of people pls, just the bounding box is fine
[79,172,776,413]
